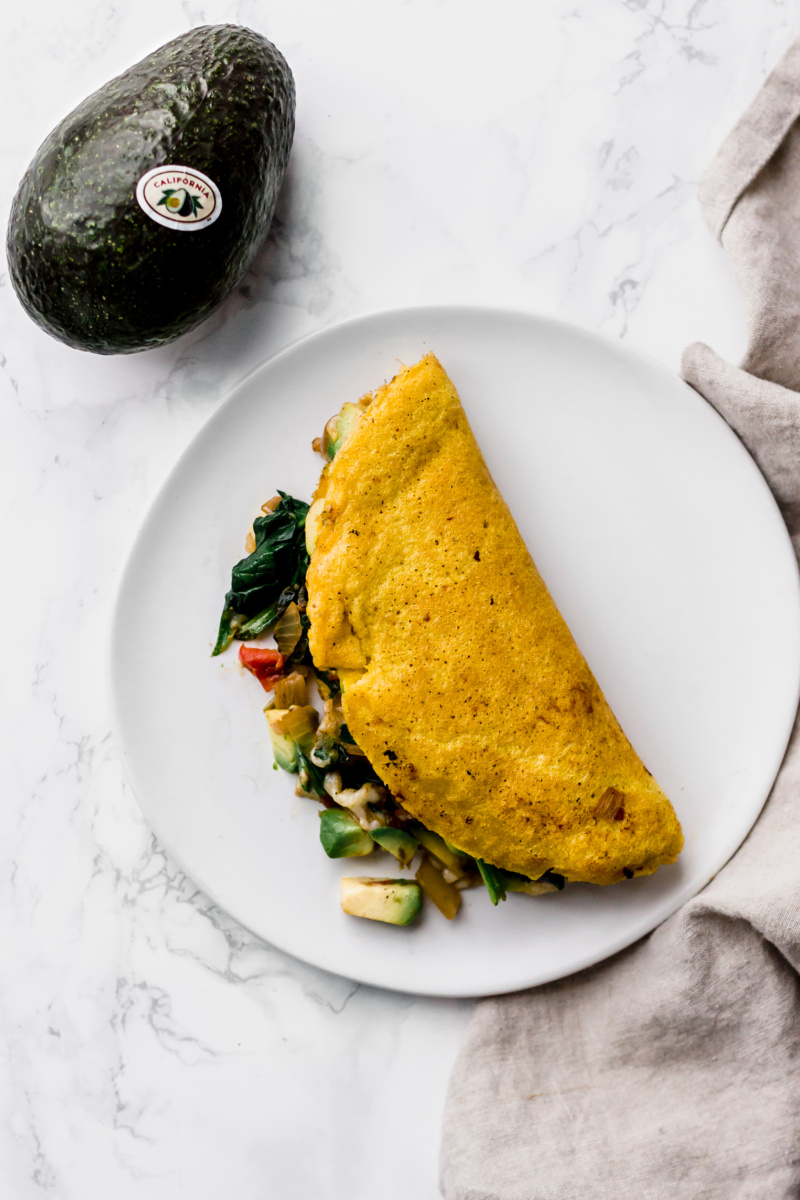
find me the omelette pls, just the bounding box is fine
[304,354,683,887]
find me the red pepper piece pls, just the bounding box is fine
[239,645,285,692]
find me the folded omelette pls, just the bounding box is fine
[305,353,683,886]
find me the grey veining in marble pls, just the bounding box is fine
[0,1,795,1196]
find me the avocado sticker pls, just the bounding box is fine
[136,165,222,231]
[159,187,203,217]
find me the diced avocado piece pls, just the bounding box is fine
[280,705,318,756]
[340,877,422,925]
[413,827,468,876]
[305,497,326,554]
[268,727,299,773]
[415,855,462,919]
[504,877,559,895]
[499,868,566,894]
[265,704,319,772]
[324,402,365,460]
[444,837,467,857]
[319,809,374,858]
[265,708,299,772]
[370,827,418,866]
[265,704,318,754]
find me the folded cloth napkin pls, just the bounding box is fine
[441,38,800,1200]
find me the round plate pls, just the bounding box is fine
[110,306,800,997]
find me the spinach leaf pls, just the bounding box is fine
[296,749,328,798]
[476,859,508,905]
[212,492,309,656]
[314,667,341,698]
[482,864,563,902]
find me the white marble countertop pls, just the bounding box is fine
[0,2,793,1196]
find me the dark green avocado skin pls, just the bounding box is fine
[7,25,295,353]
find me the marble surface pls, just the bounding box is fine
[0,2,794,1196]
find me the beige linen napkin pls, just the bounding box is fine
[441,39,800,1200]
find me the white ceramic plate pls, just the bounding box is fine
[110,306,800,997]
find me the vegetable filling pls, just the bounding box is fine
[213,406,566,924]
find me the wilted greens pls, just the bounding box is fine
[476,859,507,905]
[215,488,569,922]
[213,493,309,656]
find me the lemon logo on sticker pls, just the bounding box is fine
[136,165,222,232]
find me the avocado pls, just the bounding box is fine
[412,826,468,876]
[7,25,295,353]
[265,704,321,773]
[370,827,418,866]
[265,717,299,773]
[319,809,374,859]
[340,878,422,925]
[323,402,367,460]
[266,705,318,756]
[305,498,326,555]
[503,875,559,895]
[499,868,566,895]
